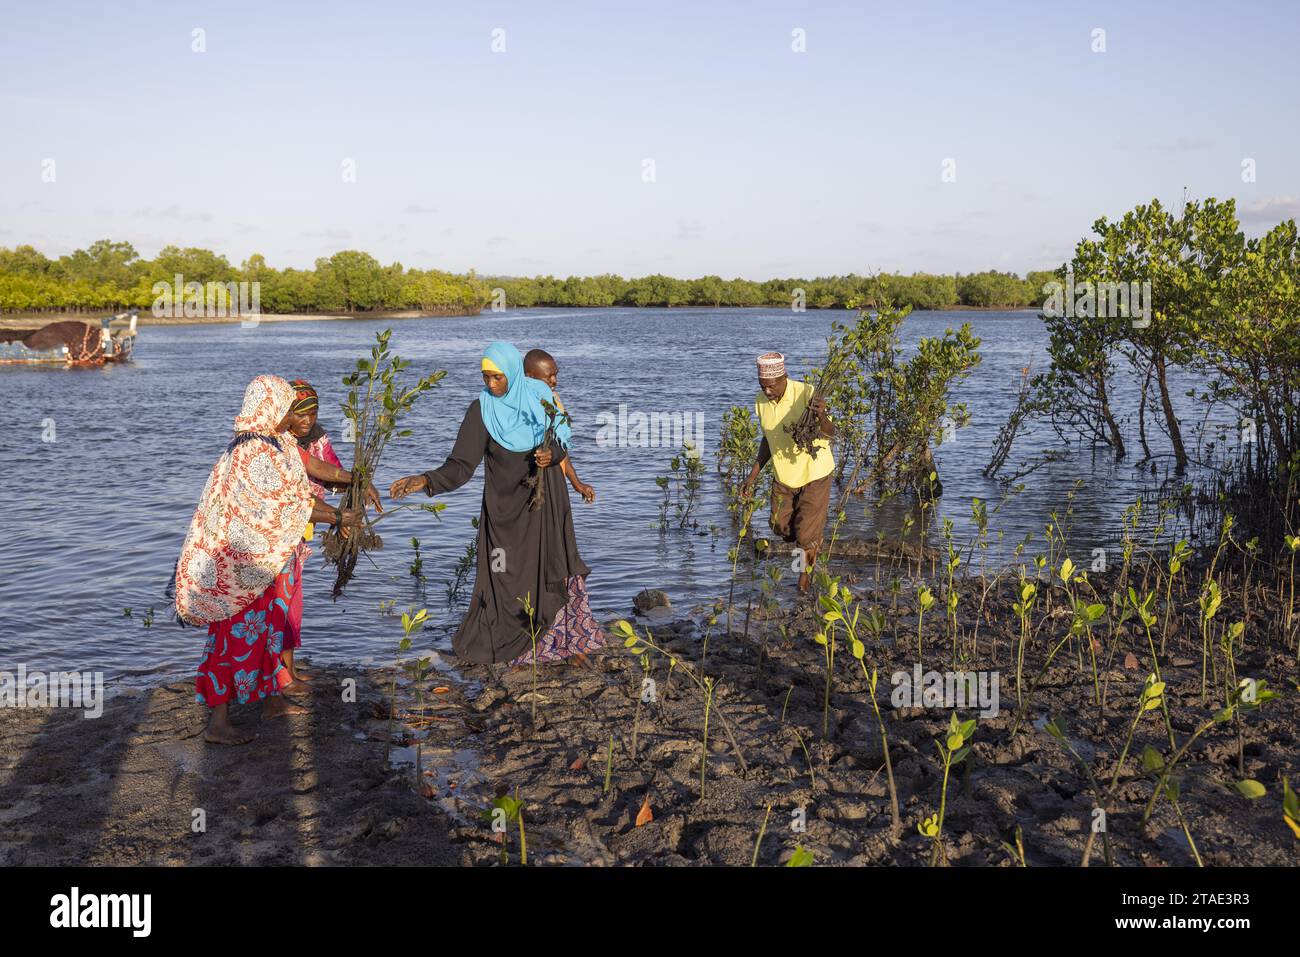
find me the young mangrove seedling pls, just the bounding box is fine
[614,619,750,780]
[999,825,1027,867]
[751,803,773,866]
[518,592,543,727]
[408,536,425,584]
[918,712,976,867]
[785,845,814,867]
[822,581,900,833]
[1010,598,1105,739]
[1124,587,1176,750]
[482,793,527,866]
[1043,716,1114,867]
[1011,579,1037,705]
[391,607,429,759]
[1162,540,1191,655]
[1140,697,1240,825]
[399,606,435,785]
[1197,578,1223,703]
[916,584,936,666]
[1107,672,1166,795]
[1143,761,1202,866]
[814,570,847,738]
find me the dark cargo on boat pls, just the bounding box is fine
[0,312,138,365]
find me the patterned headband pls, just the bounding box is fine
[290,379,318,413]
[756,352,786,379]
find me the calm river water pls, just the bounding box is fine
[0,308,1226,684]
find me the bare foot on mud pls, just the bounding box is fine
[204,720,257,745]
[565,652,595,671]
[798,571,811,594]
[262,696,309,718]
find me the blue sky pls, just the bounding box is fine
[1,0,1297,277]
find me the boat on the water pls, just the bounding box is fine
[0,311,138,366]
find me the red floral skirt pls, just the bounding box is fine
[195,555,298,707]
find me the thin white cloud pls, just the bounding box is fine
[1240,195,1300,223]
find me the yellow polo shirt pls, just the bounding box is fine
[755,378,835,488]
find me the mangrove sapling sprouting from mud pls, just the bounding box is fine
[1148,768,1202,867]
[1011,578,1037,707]
[444,517,478,608]
[941,519,961,657]
[392,607,429,760]
[327,329,447,597]
[751,803,773,867]
[999,826,1027,867]
[790,726,817,791]
[813,571,847,738]
[1197,579,1224,703]
[519,593,543,727]
[482,793,527,866]
[1162,540,1191,656]
[1126,587,1177,750]
[1042,716,1114,867]
[398,607,436,787]
[1139,690,1246,826]
[843,601,901,833]
[725,496,760,641]
[700,676,714,799]
[1010,598,1106,739]
[630,650,651,759]
[918,713,976,867]
[1227,673,1278,782]
[1106,673,1167,796]
[916,585,936,667]
[613,619,750,783]
[786,846,814,867]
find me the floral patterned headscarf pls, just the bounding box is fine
[173,375,315,625]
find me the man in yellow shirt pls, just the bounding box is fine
[740,352,835,594]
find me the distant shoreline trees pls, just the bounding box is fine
[0,240,1058,315]
[0,242,489,316]
[486,270,1058,311]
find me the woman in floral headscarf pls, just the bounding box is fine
[174,375,365,745]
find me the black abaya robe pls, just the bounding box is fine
[423,399,590,663]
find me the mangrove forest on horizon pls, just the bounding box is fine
[0,240,1062,315]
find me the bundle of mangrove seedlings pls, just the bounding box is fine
[525,398,569,511]
[783,331,856,457]
[325,328,447,598]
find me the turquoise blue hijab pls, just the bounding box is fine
[478,341,572,452]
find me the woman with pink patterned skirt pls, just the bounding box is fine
[390,342,605,669]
